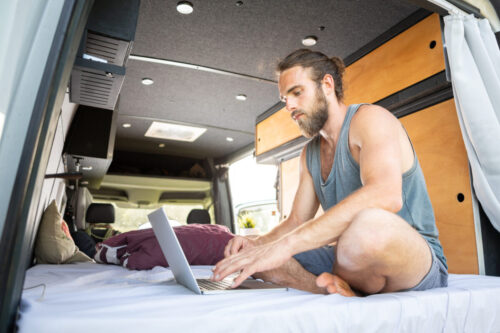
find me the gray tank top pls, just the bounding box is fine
[306,104,447,268]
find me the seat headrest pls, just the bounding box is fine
[86,203,115,224]
[186,209,210,224]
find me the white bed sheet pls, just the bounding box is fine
[18,262,500,333]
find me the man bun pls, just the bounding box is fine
[330,56,345,78]
[277,49,346,102]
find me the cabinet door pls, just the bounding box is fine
[344,14,444,105]
[401,99,478,274]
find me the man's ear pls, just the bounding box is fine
[321,74,335,96]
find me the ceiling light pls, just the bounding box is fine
[82,166,93,171]
[122,123,131,128]
[226,137,234,142]
[236,94,247,101]
[145,121,207,142]
[158,143,165,148]
[141,78,154,85]
[302,36,318,46]
[177,1,193,14]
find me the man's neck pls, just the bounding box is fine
[319,101,348,148]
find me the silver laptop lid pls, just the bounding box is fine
[148,207,202,294]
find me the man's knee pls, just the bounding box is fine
[336,208,396,269]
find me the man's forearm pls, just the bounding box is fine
[256,215,302,245]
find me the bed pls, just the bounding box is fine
[18,262,500,332]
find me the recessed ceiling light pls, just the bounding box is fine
[145,121,207,142]
[142,78,154,85]
[122,123,131,128]
[177,1,193,14]
[158,143,165,148]
[226,137,234,142]
[82,166,93,171]
[302,36,318,46]
[236,94,247,101]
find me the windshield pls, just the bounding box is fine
[96,202,206,232]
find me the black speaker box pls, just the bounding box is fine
[64,105,117,188]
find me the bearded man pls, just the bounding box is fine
[212,49,448,296]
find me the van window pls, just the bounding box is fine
[228,155,279,235]
[94,201,205,232]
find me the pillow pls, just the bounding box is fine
[35,200,93,264]
[95,224,234,270]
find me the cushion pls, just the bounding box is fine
[94,224,234,270]
[35,200,93,264]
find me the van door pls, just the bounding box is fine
[0,1,94,331]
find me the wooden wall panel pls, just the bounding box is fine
[280,156,300,220]
[256,107,300,155]
[280,155,323,222]
[344,14,445,105]
[400,99,477,274]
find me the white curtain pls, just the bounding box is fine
[444,14,500,231]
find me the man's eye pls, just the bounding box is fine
[293,90,301,97]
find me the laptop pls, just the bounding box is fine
[148,207,288,295]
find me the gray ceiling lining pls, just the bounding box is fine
[132,0,418,80]
[115,113,253,158]
[119,60,278,133]
[115,0,421,159]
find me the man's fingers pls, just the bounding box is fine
[212,256,238,281]
[229,240,239,256]
[231,268,253,288]
[230,238,244,255]
[224,240,233,258]
[213,254,251,282]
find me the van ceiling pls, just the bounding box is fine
[115,0,419,160]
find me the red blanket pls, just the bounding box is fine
[94,224,234,270]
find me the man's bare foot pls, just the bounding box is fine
[252,259,327,294]
[316,273,357,297]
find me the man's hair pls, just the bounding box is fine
[277,49,346,101]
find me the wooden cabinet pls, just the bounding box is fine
[256,107,299,156]
[343,14,445,105]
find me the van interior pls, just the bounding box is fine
[2,0,500,331]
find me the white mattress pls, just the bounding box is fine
[18,262,500,333]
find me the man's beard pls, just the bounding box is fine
[294,88,329,138]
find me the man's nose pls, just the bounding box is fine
[285,98,297,112]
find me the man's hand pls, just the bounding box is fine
[213,238,293,288]
[223,235,261,257]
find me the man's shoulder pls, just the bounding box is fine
[349,104,400,143]
[351,104,397,128]
[353,103,391,118]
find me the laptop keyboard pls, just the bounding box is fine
[197,279,233,290]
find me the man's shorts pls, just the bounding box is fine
[293,243,448,292]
